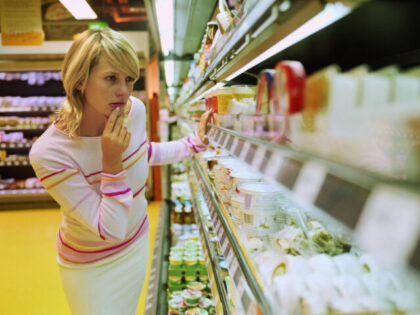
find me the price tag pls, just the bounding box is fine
[215,217,221,232]
[231,258,239,276]
[245,144,258,164]
[226,248,234,266]
[356,185,420,266]
[259,149,272,173]
[251,146,266,170]
[6,161,12,166]
[293,162,327,203]
[0,143,5,148]
[276,158,303,190]
[235,275,246,298]
[23,161,28,165]
[239,141,250,161]
[234,138,245,157]
[220,133,227,146]
[230,137,239,154]
[226,135,234,151]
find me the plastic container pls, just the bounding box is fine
[214,87,233,114]
[242,206,283,237]
[232,85,256,101]
[238,182,282,210]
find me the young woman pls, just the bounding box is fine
[29,28,213,314]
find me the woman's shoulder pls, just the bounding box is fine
[129,96,146,117]
[29,126,74,167]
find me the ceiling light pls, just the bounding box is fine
[225,3,351,81]
[155,0,174,55]
[60,0,97,20]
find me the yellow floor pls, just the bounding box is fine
[0,201,161,315]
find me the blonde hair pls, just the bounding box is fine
[59,28,140,138]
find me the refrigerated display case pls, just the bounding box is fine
[154,1,420,314]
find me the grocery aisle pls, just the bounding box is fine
[0,201,161,315]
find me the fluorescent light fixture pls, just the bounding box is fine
[164,60,175,87]
[155,0,174,55]
[60,0,97,20]
[225,3,351,81]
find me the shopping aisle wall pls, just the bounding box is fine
[0,202,161,315]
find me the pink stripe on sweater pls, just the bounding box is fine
[103,187,132,197]
[187,137,199,153]
[40,169,66,181]
[147,142,152,162]
[133,184,146,198]
[123,140,147,162]
[84,170,102,178]
[59,215,148,254]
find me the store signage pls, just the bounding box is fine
[0,0,43,46]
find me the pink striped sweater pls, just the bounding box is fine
[29,96,206,264]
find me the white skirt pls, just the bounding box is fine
[57,233,149,315]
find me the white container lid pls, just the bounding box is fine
[239,182,281,195]
[230,170,262,181]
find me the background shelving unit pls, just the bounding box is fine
[0,67,64,209]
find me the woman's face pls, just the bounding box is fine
[83,55,135,120]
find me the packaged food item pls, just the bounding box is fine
[186,281,207,291]
[242,207,283,236]
[214,87,233,114]
[168,296,187,314]
[185,307,209,315]
[183,289,203,306]
[256,69,275,114]
[237,182,281,210]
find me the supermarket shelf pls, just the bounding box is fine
[0,126,48,132]
[190,157,274,314]
[188,167,231,315]
[0,188,57,210]
[0,142,32,149]
[207,124,420,271]
[177,0,323,106]
[0,159,30,167]
[144,201,170,315]
[0,106,59,114]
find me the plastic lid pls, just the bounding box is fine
[232,85,257,93]
[230,170,262,181]
[238,182,281,195]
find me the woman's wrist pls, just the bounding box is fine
[102,158,123,175]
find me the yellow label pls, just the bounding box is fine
[1,32,43,46]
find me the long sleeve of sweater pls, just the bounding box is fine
[147,132,208,165]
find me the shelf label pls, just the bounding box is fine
[251,146,266,170]
[267,152,286,178]
[245,143,258,164]
[314,174,369,229]
[259,149,272,174]
[276,158,303,190]
[226,135,234,151]
[230,137,239,154]
[239,141,251,161]
[231,258,239,277]
[293,161,327,203]
[220,132,227,146]
[226,247,234,266]
[234,138,245,157]
[356,185,420,267]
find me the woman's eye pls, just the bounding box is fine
[126,76,135,83]
[106,75,116,82]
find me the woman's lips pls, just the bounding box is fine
[109,102,125,110]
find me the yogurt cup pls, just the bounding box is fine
[238,182,282,209]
